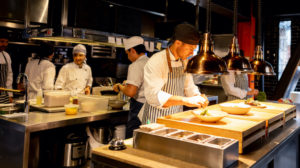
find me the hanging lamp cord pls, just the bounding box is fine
[233,0,238,36]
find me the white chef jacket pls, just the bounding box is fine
[0,51,13,97]
[126,55,149,103]
[144,49,201,107]
[25,59,56,99]
[220,70,250,99]
[55,62,93,94]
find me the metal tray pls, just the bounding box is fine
[133,127,238,168]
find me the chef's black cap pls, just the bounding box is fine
[173,23,200,45]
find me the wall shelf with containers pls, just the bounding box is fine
[53,46,74,65]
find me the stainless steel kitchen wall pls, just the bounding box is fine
[0,0,49,24]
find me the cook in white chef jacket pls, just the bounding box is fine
[55,44,93,95]
[142,23,209,124]
[113,36,149,138]
[221,70,258,101]
[0,30,13,103]
[25,42,56,99]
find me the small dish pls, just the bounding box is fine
[64,104,79,115]
[108,100,127,109]
[219,103,251,115]
[192,109,227,122]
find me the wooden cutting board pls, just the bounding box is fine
[225,100,296,114]
[207,104,283,123]
[158,111,265,153]
[221,100,297,125]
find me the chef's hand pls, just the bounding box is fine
[84,86,91,95]
[247,89,259,96]
[113,83,121,93]
[182,95,208,108]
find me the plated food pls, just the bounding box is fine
[244,99,266,108]
[219,103,251,115]
[192,109,227,122]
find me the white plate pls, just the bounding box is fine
[219,103,251,115]
[192,110,227,122]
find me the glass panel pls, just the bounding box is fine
[278,21,291,80]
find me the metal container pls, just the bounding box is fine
[133,127,238,168]
[63,133,89,167]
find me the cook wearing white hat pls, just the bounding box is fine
[113,36,149,138]
[73,44,87,55]
[55,44,93,95]
[124,36,144,51]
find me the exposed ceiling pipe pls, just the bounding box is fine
[195,0,200,29]
[164,0,168,22]
[61,0,69,36]
[101,0,165,17]
[24,0,30,28]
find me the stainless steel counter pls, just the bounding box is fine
[0,108,129,168]
[0,109,128,132]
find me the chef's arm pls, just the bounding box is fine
[184,73,201,96]
[163,94,208,108]
[54,67,67,90]
[42,67,56,90]
[114,83,138,98]
[220,73,247,99]
[119,84,138,97]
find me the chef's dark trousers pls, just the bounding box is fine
[126,98,143,139]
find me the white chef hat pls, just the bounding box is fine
[73,44,86,55]
[124,36,144,51]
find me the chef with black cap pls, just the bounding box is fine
[0,30,13,103]
[142,23,209,123]
[55,44,93,95]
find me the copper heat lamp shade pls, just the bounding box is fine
[186,33,228,75]
[250,45,276,76]
[223,36,253,72]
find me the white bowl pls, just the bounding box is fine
[192,109,227,123]
[108,100,127,109]
[219,103,251,115]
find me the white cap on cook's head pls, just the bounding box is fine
[124,36,144,51]
[73,44,86,55]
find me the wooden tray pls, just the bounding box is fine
[223,100,297,126]
[157,101,296,153]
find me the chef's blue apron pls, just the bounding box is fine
[142,49,185,124]
[227,73,249,101]
[0,51,10,104]
[126,98,143,138]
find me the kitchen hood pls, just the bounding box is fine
[29,27,126,47]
